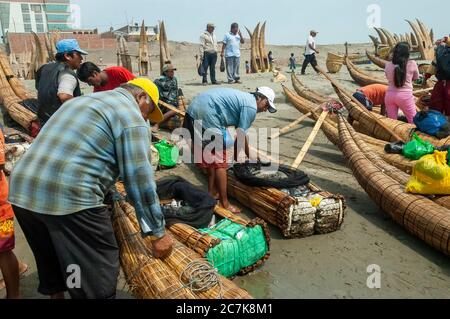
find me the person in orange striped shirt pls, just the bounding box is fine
[353,84,388,116]
[0,126,27,298]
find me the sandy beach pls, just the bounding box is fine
[1,39,449,299]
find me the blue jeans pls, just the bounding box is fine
[226,56,240,82]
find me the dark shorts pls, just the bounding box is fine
[353,91,374,111]
[13,205,119,299]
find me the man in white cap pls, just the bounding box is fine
[200,23,219,85]
[182,87,276,214]
[301,30,320,75]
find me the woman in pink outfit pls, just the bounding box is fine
[384,42,420,123]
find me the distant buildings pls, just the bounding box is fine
[0,0,75,39]
[111,23,159,42]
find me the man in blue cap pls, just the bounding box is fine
[35,39,88,129]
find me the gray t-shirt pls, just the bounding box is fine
[58,73,78,95]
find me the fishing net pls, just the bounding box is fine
[232,162,310,189]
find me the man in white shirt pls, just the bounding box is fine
[221,23,245,84]
[301,30,320,75]
[200,23,219,85]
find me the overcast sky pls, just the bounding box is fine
[73,0,448,45]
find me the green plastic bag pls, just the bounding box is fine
[402,133,435,160]
[199,219,268,277]
[154,140,179,168]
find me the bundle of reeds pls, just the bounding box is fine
[227,170,345,238]
[0,66,37,131]
[113,200,254,299]
[115,182,270,275]
[0,48,36,100]
[113,203,198,299]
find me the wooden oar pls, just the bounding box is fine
[316,65,405,142]
[270,105,322,140]
[413,87,433,96]
[270,112,312,139]
[291,110,329,169]
[159,100,186,117]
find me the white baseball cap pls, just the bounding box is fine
[257,87,277,113]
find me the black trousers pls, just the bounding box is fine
[202,51,218,84]
[301,53,318,74]
[14,205,119,299]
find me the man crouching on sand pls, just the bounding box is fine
[8,78,173,299]
[182,87,277,214]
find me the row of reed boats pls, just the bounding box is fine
[282,71,450,256]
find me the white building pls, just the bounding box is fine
[0,0,74,40]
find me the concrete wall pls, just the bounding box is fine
[7,32,116,54]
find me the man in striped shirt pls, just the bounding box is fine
[8,78,173,299]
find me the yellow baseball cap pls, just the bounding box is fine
[127,78,164,123]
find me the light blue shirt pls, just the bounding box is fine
[223,32,242,58]
[187,88,257,134]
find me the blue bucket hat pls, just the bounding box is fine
[56,39,88,55]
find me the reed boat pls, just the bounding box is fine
[330,82,450,146]
[283,85,416,174]
[283,84,450,211]
[159,21,171,75]
[345,56,388,87]
[337,114,450,256]
[291,73,328,104]
[138,20,150,76]
[365,50,388,69]
[245,22,270,73]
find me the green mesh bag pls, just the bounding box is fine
[199,219,268,277]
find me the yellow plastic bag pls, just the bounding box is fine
[406,151,450,195]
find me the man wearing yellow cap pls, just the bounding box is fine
[8,78,173,299]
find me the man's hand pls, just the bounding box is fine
[315,49,320,54]
[151,233,173,259]
[0,164,4,180]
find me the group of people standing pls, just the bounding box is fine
[200,22,245,85]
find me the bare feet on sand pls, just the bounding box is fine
[219,203,242,214]
[0,261,28,290]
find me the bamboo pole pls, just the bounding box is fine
[291,110,329,169]
[159,100,186,117]
[270,112,312,140]
[316,65,405,142]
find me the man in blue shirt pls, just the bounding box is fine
[182,87,276,214]
[221,23,245,84]
[9,78,173,299]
